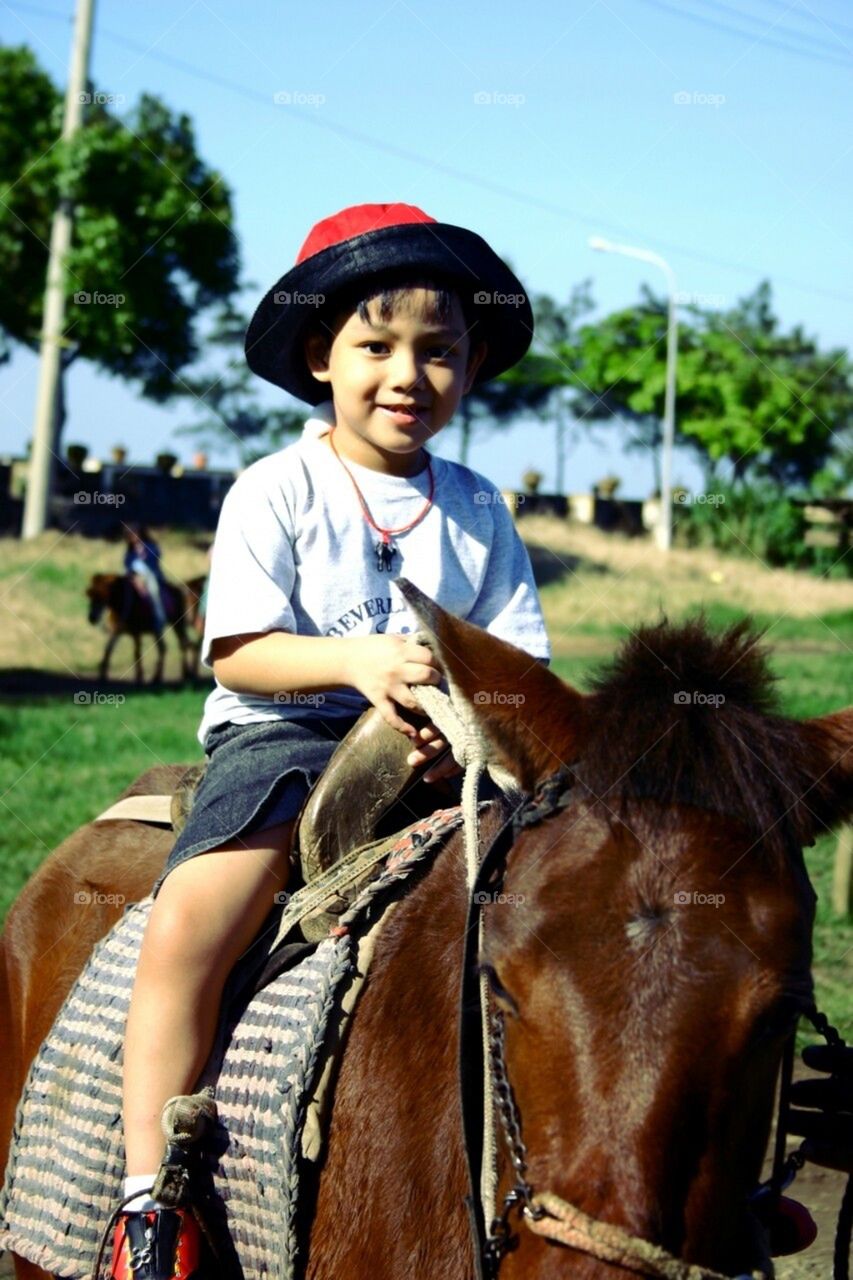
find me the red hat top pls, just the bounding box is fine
[296,203,438,266]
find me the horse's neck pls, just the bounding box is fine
[308,831,476,1277]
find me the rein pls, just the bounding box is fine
[457,765,852,1280]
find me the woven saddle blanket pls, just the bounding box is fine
[0,805,466,1280]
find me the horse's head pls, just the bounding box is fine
[399,580,853,1279]
[86,573,116,625]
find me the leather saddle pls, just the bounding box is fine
[170,706,457,887]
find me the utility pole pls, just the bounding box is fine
[21,0,96,539]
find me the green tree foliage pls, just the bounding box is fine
[0,44,240,417]
[565,277,852,488]
[564,283,691,490]
[677,283,852,485]
[0,46,63,370]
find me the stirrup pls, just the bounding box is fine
[110,1204,203,1279]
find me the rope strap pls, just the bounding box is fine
[409,668,502,1238]
[152,1088,218,1207]
[524,1191,766,1280]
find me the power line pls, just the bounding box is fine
[687,0,852,57]
[632,0,852,68]
[747,0,853,45]
[5,0,853,307]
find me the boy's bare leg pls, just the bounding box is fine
[122,819,294,1176]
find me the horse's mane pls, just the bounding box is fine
[572,616,826,862]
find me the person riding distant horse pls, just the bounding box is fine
[87,572,194,685]
[122,522,168,637]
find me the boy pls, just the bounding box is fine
[111,202,550,1280]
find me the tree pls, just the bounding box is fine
[175,300,305,465]
[502,281,596,492]
[566,284,694,492]
[678,283,853,486]
[567,278,852,490]
[0,45,240,449]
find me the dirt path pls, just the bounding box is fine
[770,1161,849,1278]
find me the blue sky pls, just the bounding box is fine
[1,0,851,496]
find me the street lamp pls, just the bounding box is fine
[589,236,679,550]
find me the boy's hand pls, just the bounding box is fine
[344,634,443,739]
[406,722,463,783]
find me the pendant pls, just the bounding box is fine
[375,538,396,572]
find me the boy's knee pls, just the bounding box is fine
[142,889,207,967]
[145,828,294,964]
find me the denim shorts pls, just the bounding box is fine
[152,713,363,897]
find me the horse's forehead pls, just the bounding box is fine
[505,804,674,892]
[499,802,807,953]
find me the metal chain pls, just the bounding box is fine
[484,1004,546,1265]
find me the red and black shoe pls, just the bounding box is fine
[110,1205,203,1279]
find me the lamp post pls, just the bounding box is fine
[589,236,678,550]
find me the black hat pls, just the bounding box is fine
[244,202,534,406]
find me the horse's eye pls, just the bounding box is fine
[475,962,520,1017]
[752,995,806,1044]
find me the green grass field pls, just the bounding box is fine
[1,521,851,1033]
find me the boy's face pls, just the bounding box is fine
[304,287,487,475]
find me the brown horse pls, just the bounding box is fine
[86,573,200,684]
[2,595,852,1279]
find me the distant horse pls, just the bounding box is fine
[86,573,196,684]
[2,589,852,1279]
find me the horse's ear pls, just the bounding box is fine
[397,579,585,791]
[799,707,853,831]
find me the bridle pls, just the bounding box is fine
[458,768,852,1280]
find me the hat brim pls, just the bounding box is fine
[244,221,533,405]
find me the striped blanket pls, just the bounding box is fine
[0,806,464,1280]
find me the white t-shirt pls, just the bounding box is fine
[197,404,551,747]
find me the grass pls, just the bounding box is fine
[0,520,851,1031]
[0,686,204,920]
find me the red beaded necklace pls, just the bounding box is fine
[327,427,436,573]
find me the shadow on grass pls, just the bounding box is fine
[526,541,610,589]
[0,670,213,698]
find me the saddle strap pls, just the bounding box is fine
[93,795,173,825]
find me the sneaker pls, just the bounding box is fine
[110,1205,202,1279]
